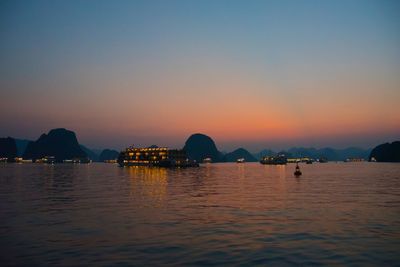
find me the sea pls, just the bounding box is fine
[0,162,399,266]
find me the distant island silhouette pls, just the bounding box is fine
[23,128,87,162]
[0,128,398,163]
[80,144,101,162]
[223,148,257,162]
[0,129,123,163]
[99,149,120,162]
[265,147,372,162]
[369,141,400,162]
[183,133,224,162]
[0,137,17,162]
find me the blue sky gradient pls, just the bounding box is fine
[1,0,399,150]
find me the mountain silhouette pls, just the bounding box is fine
[80,145,100,161]
[224,148,257,162]
[0,137,17,162]
[253,149,276,159]
[254,147,371,161]
[287,147,370,160]
[11,139,32,157]
[369,141,400,162]
[183,133,222,162]
[99,149,119,162]
[23,128,87,161]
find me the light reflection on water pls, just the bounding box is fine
[0,162,399,266]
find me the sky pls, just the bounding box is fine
[0,0,399,152]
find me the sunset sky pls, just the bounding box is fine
[1,0,399,151]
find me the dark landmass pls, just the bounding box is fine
[0,137,17,162]
[369,141,400,162]
[23,128,87,161]
[224,148,257,162]
[15,139,31,157]
[183,133,223,162]
[275,151,293,158]
[82,146,119,162]
[1,128,388,164]
[1,130,118,163]
[80,145,99,161]
[92,148,104,156]
[99,149,119,162]
[253,147,371,161]
[288,147,371,161]
[253,149,276,159]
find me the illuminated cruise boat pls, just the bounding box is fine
[236,158,245,163]
[118,145,199,168]
[260,155,287,165]
[203,158,212,163]
[345,158,365,162]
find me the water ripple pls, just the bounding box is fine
[0,162,399,266]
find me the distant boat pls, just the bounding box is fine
[345,158,365,162]
[42,156,56,164]
[260,155,287,165]
[118,145,199,168]
[294,163,302,176]
[318,158,328,163]
[236,158,245,163]
[203,158,212,163]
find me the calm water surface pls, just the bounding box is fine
[0,162,399,266]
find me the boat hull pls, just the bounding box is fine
[260,155,288,165]
[118,160,199,168]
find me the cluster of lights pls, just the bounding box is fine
[127,146,169,152]
[287,157,312,163]
[120,145,194,167]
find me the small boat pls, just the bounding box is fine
[294,163,302,176]
[237,158,245,163]
[318,157,328,163]
[203,158,212,163]
[260,155,287,165]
